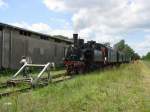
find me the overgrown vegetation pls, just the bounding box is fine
[114,40,140,60]
[0,61,149,112]
[142,52,150,60]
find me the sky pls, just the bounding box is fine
[0,0,150,56]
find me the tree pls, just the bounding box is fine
[142,52,150,60]
[114,40,140,60]
[134,53,140,60]
[114,40,125,51]
[123,45,134,57]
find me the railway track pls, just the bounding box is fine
[0,73,71,99]
[0,82,8,89]
[0,65,123,99]
[0,87,31,98]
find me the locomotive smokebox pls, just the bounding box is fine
[73,34,78,48]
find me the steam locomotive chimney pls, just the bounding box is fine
[73,34,78,48]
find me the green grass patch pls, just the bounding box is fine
[0,62,149,112]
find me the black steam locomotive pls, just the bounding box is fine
[64,34,131,74]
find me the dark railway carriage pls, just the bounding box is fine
[117,52,124,63]
[124,55,131,63]
[117,51,131,63]
[105,47,117,64]
[0,23,72,70]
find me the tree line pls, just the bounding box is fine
[113,40,140,60]
[142,52,150,60]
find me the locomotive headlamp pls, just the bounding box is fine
[80,57,84,61]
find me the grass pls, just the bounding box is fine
[0,69,16,83]
[0,61,149,112]
[0,69,66,84]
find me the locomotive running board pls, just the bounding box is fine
[8,63,52,87]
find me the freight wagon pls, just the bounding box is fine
[0,23,72,70]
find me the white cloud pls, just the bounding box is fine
[12,22,51,33]
[11,22,73,38]
[43,0,150,55]
[50,29,73,37]
[43,0,66,11]
[30,23,51,33]
[0,0,7,8]
[133,35,150,56]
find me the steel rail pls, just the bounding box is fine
[0,74,71,99]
